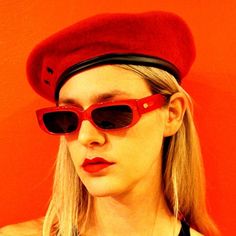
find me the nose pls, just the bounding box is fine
[77,120,106,147]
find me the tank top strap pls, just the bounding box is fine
[178,220,190,236]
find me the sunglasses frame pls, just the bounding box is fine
[36,94,166,135]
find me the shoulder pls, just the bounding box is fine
[0,218,44,236]
[190,227,204,236]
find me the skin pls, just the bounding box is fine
[58,65,201,236]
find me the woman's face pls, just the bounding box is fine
[59,65,168,198]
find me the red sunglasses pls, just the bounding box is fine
[36,94,166,135]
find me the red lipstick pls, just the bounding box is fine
[82,157,114,173]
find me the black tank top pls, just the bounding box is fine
[178,220,190,236]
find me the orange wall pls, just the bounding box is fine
[0,1,235,235]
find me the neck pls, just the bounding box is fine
[86,187,180,236]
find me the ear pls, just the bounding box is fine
[163,92,187,137]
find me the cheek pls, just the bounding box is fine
[132,110,165,150]
[65,138,84,171]
[115,111,166,173]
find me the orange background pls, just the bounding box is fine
[0,1,235,235]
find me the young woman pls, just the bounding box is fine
[0,11,219,236]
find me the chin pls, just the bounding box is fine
[84,183,127,198]
[86,186,119,198]
[89,191,113,198]
[80,175,131,198]
[86,184,136,200]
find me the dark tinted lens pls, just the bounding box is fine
[92,105,133,129]
[43,111,78,133]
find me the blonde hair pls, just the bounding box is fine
[42,65,219,236]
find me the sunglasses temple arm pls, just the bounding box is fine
[137,95,166,114]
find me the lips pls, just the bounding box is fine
[82,157,114,173]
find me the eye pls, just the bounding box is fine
[43,110,79,133]
[91,105,133,129]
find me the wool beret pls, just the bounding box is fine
[26,11,195,102]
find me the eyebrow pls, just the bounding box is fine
[58,90,130,106]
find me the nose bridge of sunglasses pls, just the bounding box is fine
[137,94,166,114]
[80,106,92,123]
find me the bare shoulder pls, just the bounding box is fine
[0,218,44,236]
[190,227,204,236]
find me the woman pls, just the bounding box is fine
[0,11,218,236]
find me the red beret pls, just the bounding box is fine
[26,11,195,102]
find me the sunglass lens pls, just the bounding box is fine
[92,105,133,129]
[43,111,78,133]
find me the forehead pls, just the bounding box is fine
[58,65,152,104]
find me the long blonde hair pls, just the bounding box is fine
[42,65,219,236]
